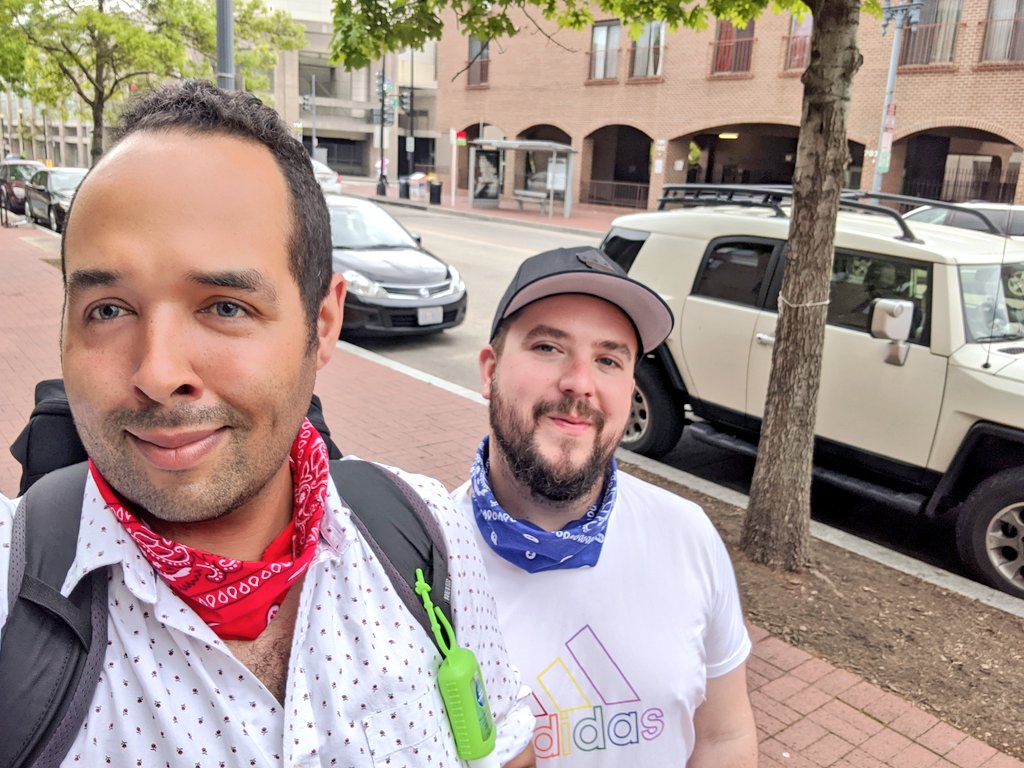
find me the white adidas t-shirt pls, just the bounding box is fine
[452,470,751,766]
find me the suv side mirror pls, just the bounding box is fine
[870,298,914,366]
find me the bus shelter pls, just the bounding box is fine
[468,138,577,219]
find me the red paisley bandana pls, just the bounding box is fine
[92,418,330,641]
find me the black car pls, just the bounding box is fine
[0,159,45,214]
[26,167,88,232]
[327,194,467,336]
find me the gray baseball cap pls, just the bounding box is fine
[490,246,674,353]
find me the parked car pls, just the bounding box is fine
[26,166,88,232]
[903,201,1024,240]
[311,158,343,195]
[0,159,45,214]
[601,185,1024,598]
[326,194,467,336]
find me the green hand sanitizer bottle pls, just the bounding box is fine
[415,569,499,766]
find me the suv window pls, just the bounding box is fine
[694,241,775,307]
[829,251,931,344]
[601,227,650,272]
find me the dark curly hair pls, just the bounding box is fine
[63,79,331,350]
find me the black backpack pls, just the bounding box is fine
[1,382,454,768]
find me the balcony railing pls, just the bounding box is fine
[710,38,755,74]
[629,45,663,78]
[589,47,620,80]
[584,180,649,209]
[467,58,490,86]
[898,22,960,65]
[783,34,811,70]
[979,16,1024,62]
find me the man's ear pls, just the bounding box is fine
[314,274,347,369]
[479,345,497,401]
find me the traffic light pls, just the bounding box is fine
[399,90,412,113]
[383,107,395,124]
[375,71,384,97]
[301,94,312,112]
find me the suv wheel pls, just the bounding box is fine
[620,362,684,458]
[955,468,1024,598]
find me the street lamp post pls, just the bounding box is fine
[216,0,235,91]
[871,0,922,193]
[377,56,388,196]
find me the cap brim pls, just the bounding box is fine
[501,271,673,353]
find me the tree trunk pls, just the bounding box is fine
[90,96,105,165]
[740,0,863,569]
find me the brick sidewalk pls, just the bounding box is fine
[1,221,1019,768]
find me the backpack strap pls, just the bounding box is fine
[0,462,108,768]
[329,460,453,649]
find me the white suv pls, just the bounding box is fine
[602,186,1024,598]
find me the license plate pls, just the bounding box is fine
[417,306,443,326]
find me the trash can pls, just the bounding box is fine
[428,180,442,205]
[398,177,410,199]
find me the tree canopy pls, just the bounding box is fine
[0,0,304,161]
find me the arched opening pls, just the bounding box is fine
[895,128,1021,202]
[583,125,652,208]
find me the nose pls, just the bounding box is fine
[557,355,596,400]
[130,310,202,406]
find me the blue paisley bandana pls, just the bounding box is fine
[470,436,617,573]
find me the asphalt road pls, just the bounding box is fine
[361,206,965,576]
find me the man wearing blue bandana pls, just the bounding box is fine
[451,246,757,767]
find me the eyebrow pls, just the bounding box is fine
[66,269,121,300]
[523,324,635,362]
[186,269,279,304]
[65,268,280,305]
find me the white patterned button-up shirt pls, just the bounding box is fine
[0,458,534,767]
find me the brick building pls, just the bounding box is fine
[434,0,1024,209]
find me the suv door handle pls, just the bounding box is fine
[755,333,776,345]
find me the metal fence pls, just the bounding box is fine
[902,167,1020,203]
[584,180,650,209]
[710,37,755,74]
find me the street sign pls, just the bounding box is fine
[406,136,415,153]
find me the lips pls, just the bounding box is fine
[128,427,227,471]
[546,413,593,437]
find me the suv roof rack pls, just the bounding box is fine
[657,184,1005,241]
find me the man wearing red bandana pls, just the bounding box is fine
[0,80,533,768]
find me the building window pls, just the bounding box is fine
[981,0,1024,61]
[590,21,621,79]
[712,20,756,74]
[784,16,813,70]
[629,22,665,78]
[900,0,961,64]
[468,37,489,86]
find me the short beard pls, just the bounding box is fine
[489,388,618,505]
[80,402,289,525]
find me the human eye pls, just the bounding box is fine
[532,342,560,354]
[206,301,249,319]
[597,355,625,370]
[86,303,130,322]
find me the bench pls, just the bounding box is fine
[512,189,550,214]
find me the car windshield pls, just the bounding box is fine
[7,164,39,181]
[329,203,416,249]
[51,169,86,193]
[959,262,1024,342]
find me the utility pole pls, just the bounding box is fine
[377,56,388,196]
[871,0,921,193]
[407,48,415,177]
[310,73,317,156]
[215,0,235,90]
